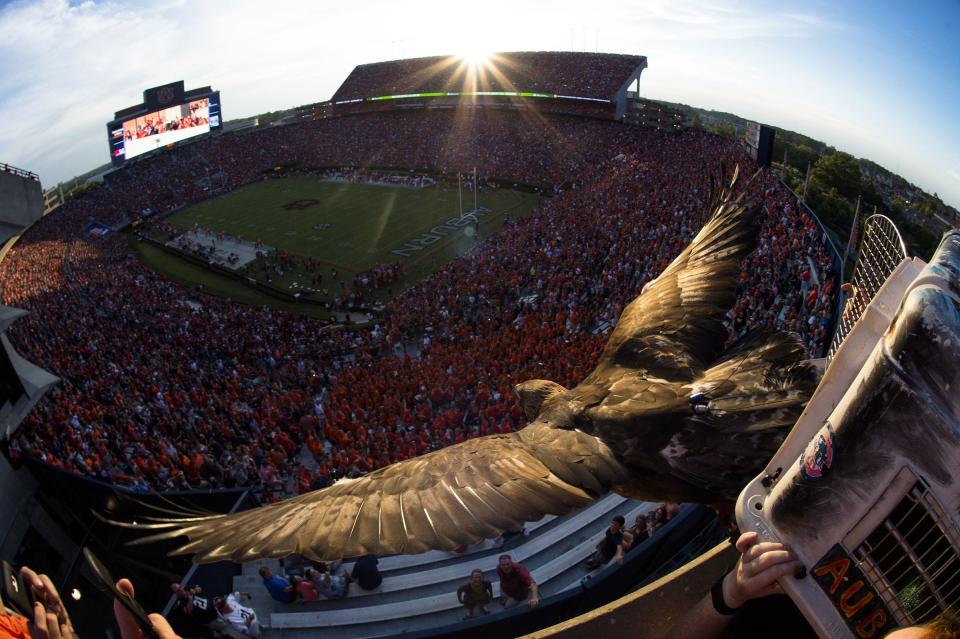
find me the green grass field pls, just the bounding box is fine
[132,176,541,314]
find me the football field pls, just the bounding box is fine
[133,175,541,314]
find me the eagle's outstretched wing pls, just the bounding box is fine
[114,423,627,563]
[583,165,761,384]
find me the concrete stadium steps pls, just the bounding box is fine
[532,502,652,598]
[232,510,565,602]
[234,496,616,600]
[240,495,628,611]
[241,494,657,639]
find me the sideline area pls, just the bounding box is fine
[132,173,540,315]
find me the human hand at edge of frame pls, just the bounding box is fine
[19,566,74,639]
[113,578,181,639]
[722,531,803,609]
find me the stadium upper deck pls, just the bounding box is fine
[331,52,647,119]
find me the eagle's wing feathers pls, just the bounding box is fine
[585,167,760,383]
[119,424,627,563]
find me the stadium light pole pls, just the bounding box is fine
[458,172,463,217]
[473,167,478,213]
[843,195,862,266]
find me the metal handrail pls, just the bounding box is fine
[0,162,40,181]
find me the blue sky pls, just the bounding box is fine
[1,0,958,208]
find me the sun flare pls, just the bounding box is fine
[461,47,492,69]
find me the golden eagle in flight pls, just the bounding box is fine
[117,166,818,562]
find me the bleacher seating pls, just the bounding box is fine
[223,494,656,637]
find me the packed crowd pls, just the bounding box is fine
[332,52,645,102]
[0,104,838,495]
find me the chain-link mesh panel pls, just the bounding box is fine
[827,215,907,363]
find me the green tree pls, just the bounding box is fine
[890,196,907,216]
[710,122,736,140]
[66,182,101,201]
[859,178,883,213]
[901,222,938,260]
[810,152,862,200]
[788,144,818,172]
[808,186,854,234]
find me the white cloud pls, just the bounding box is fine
[619,0,842,42]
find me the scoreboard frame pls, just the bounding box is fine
[106,81,222,168]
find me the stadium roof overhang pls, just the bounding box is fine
[614,56,649,119]
[330,52,649,110]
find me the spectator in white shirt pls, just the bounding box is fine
[214,591,260,638]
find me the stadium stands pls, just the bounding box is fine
[0,69,837,499]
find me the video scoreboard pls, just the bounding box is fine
[107,81,222,167]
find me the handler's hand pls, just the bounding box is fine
[722,531,803,609]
